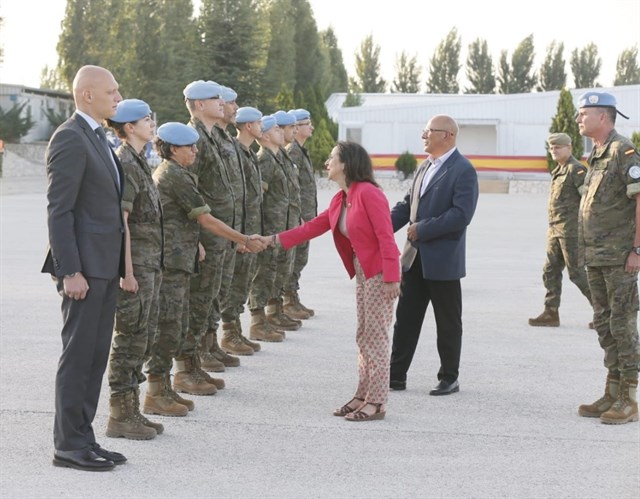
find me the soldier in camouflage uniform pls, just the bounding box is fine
[283,108,317,319]
[105,100,163,440]
[218,107,284,349]
[146,122,265,415]
[249,115,298,335]
[574,92,640,425]
[529,133,593,328]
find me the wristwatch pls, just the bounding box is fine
[632,247,640,255]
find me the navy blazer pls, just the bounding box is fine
[391,149,478,281]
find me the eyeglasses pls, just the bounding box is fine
[548,145,570,151]
[178,144,198,152]
[423,128,452,136]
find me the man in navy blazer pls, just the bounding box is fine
[389,115,479,395]
[42,66,127,471]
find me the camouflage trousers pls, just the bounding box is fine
[206,245,237,331]
[284,240,309,293]
[146,269,190,375]
[221,251,257,323]
[179,244,234,357]
[249,246,279,309]
[108,267,162,394]
[273,245,295,299]
[587,265,640,378]
[542,234,592,309]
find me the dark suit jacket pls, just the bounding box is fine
[41,113,125,279]
[391,149,478,281]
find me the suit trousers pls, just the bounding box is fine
[390,254,462,383]
[54,275,119,451]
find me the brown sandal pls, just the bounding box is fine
[333,397,364,417]
[344,402,385,422]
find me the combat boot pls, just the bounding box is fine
[266,298,302,331]
[221,321,254,356]
[143,374,188,417]
[207,329,240,367]
[528,308,559,327]
[600,377,639,425]
[107,391,157,440]
[163,373,194,411]
[236,318,264,351]
[283,290,311,320]
[173,356,217,395]
[249,309,284,343]
[578,373,620,417]
[132,388,164,435]
[192,354,225,390]
[199,333,226,373]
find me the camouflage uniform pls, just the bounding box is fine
[284,140,317,294]
[579,130,640,379]
[541,155,592,309]
[249,147,296,308]
[108,144,163,395]
[147,159,210,375]
[179,119,239,358]
[221,141,263,323]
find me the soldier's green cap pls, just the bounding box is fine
[547,133,572,146]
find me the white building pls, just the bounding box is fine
[325,86,640,173]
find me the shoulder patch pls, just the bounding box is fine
[629,166,640,179]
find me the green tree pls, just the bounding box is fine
[262,0,297,107]
[537,41,566,91]
[547,88,583,171]
[497,50,512,94]
[392,51,421,93]
[0,103,35,142]
[614,46,640,85]
[570,43,601,88]
[631,131,640,150]
[306,118,334,174]
[510,34,536,93]
[426,27,461,94]
[465,38,495,94]
[291,0,323,95]
[350,34,386,93]
[395,151,417,179]
[40,65,69,92]
[273,84,296,112]
[343,92,363,107]
[319,27,349,96]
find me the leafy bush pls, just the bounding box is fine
[0,102,35,142]
[395,151,417,179]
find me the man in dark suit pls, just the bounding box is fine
[389,115,479,395]
[42,65,126,471]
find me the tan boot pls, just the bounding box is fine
[578,373,620,417]
[221,322,254,356]
[132,387,164,435]
[173,357,217,395]
[528,308,559,327]
[236,319,263,351]
[163,373,194,411]
[192,354,225,390]
[283,290,311,320]
[266,298,302,331]
[600,377,639,424]
[107,391,157,440]
[207,329,241,367]
[199,333,225,372]
[250,309,284,343]
[295,290,315,317]
[143,374,189,417]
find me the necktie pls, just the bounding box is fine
[95,127,120,190]
[399,163,430,271]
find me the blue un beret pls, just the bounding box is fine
[111,99,151,123]
[183,80,222,100]
[236,107,263,124]
[157,122,199,146]
[578,91,629,119]
[273,110,297,126]
[220,86,238,102]
[261,115,277,133]
[288,108,311,122]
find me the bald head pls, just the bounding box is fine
[422,114,458,157]
[430,115,458,135]
[72,65,121,122]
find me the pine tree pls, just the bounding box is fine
[614,46,640,85]
[465,38,495,94]
[548,88,583,171]
[426,27,461,94]
[570,43,601,88]
[319,28,349,96]
[537,41,566,92]
[497,50,512,94]
[262,0,297,107]
[291,0,323,95]
[510,34,536,93]
[392,51,421,93]
[350,34,386,93]
[306,117,334,173]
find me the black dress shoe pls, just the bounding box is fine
[429,379,459,396]
[389,379,406,391]
[53,449,114,472]
[88,443,127,465]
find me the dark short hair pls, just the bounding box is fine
[105,119,130,140]
[335,141,379,188]
[154,136,173,160]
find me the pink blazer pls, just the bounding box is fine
[279,181,400,282]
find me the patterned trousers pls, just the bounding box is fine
[353,257,396,405]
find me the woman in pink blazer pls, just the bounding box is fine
[269,142,400,421]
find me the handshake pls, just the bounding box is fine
[237,234,278,253]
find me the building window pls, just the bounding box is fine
[346,127,362,144]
